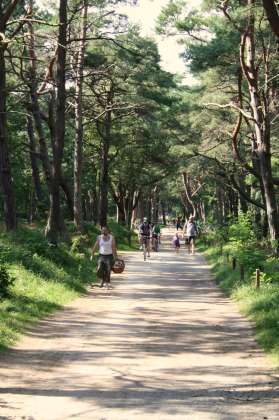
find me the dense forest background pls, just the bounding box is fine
[0,0,279,253]
[1,0,279,359]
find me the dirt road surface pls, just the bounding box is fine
[0,228,278,420]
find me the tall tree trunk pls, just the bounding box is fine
[117,199,126,224]
[130,191,140,228]
[111,182,126,224]
[151,185,159,222]
[26,12,53,200]
[45,0,68,243]
[60,177,74,219]
[73,0,87,232]
[262,0,279,39]
[99,133,109,227]
[241,0,279,251]
[88,187,98,224]
[98,89,113,227]
[0,8,17,230]
[161,201,166,225]
[26,115,42,202]
[124,191,134,227]
[182,172,196,217]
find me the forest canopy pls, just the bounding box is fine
[0,0,278,255]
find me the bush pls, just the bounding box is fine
[0,264,15,298]
[71,234,90,253]
[226,212,265,272]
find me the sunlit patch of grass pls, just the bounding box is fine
[0,264,80,349]
[0,225,94,349]
[0,220,137,350]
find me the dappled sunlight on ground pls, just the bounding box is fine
[0,228,278,419]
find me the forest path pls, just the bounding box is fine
[0,228,278,420]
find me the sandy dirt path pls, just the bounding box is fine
[0,228,278,420]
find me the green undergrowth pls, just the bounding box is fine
[199,242,279,366]
[0,220,136,350]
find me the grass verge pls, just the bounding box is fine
[0,220,136,350]
[199,242,279,367]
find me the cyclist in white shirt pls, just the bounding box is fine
[92,226,117,288]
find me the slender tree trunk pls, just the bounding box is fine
[99,134,109,227]
[130,191,140,228]
[73,0,87,232]
[98,90,112,227]
[146,197,152,221]
[117,199,126,224]
[182,172,196,217]
[262,0,279,39]
[60,177,74,219]
[88,187,98,224]
[124,191,134,227]
[138,197,144,221]
[161,201,166,225]
[111,182,126,224]
[27,115,42,202]
[242,0,279,251]
[45,0,68,243]
[151,185,159,222]
[26,15,52,198]
[0,12,16,230]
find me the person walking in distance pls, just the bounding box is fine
[172,232,181,253]
[183,216,198,254]
[91,226,117,288]
[176,217,183,231]
[139,217,151,258]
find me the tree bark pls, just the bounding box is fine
[45,0,68,244]
[99,129,110,227]
[26,11,52,195]
[0,4,17,230]
[161,201,166,225]
[262,0,279,39]
[73,0,88,232]
[98,87,113,227]
[111,182,126,224]
[241,0,279,251]
[182,172,197,217]
[60,177,74,219]
[26,115,42,202]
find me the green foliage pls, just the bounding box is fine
[0,265,15,299]
[227,213,265,271]
[0,224,94,349]
[71,234,90,253]
[262,258,279,284]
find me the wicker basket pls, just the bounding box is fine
[112,258,125,274]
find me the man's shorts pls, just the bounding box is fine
[185,236,195,244]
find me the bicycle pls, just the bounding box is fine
[152,234,159,252]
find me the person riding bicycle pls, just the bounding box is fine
[139,217,151,258]
[152,223,161,250]
[91,226,117,288]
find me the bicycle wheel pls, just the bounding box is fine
[154,238,159,252]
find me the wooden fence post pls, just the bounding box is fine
[232,257,236,270]
[256,269,260,288]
